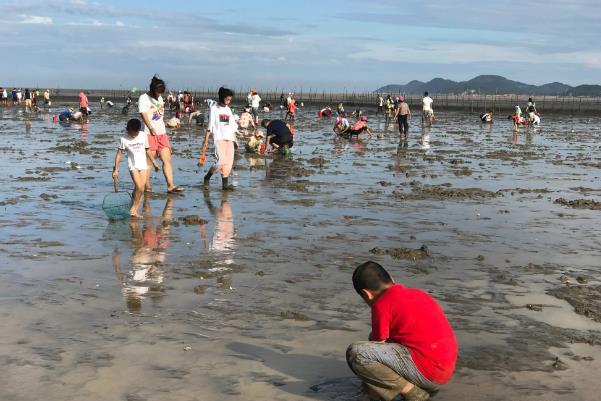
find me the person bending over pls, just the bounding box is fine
[334,113,351,135]
[261,118,293,155]
[348,116,372,139]
[480,111,493,123]
[347,261,457,401]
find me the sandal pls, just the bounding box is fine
[167,186,185,193]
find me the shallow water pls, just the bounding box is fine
[1,105,601,401]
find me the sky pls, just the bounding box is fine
[1,0,600,91]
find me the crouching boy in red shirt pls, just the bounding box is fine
[347,261,458,401]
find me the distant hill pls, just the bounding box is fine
[377,75,601,96]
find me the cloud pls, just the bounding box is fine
[348,41,601,70]
[19,14,52,24]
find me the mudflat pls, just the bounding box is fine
[1,106,601,401]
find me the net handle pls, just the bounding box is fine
[113,176,118,193]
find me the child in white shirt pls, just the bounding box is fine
[201,87,237,191]
[112,118,159,217]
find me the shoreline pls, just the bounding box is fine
[9,88,601,114]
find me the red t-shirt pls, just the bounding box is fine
[371,284,457,384]
[79,93,88,108]
[352,120,366,131]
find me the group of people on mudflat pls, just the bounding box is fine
[106,76,459,401]
[112,76,294,218]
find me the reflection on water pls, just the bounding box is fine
[202,191,236,267]
[511,130,535,146]
[113,197,174,312]
[420,126,432,153]
[393,138,408,175]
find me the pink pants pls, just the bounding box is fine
[215,140,235,178]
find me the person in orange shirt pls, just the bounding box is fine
[79,91,89,116]
[349,116,372,139]
[286,95,297,122]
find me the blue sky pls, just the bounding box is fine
[1,0,600,90]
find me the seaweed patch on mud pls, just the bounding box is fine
[548,285,601,323]
[554,198,601,210]
[370,245,430,260]
[393,183,501,200]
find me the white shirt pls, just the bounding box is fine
[251,94,261,108]
[208,103,237,142]
[378,97,384,106]
[423,96,433,111]
[532,114,540,125]
[138,94,166,136]
[119,131,149,171]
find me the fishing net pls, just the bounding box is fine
[102,191,132,220]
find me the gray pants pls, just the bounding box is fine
[347,341,438,401]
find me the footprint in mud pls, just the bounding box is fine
[150,365,190,379]
[76,350,115,368]
[309,377,364,401]
[31,345,65,362]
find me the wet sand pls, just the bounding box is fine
[1,105,601,400]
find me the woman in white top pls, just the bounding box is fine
[138,75,184,193]
[200,87,237,191]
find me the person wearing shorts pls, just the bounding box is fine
[139,75,184,194]
[422,92,434,121]
[250,90,261,125]
[79,91,89,116]
[24,89,32,111]
[201,87,237,191]
[112,118,159,218]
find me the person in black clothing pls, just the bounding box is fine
[261,119,293,154]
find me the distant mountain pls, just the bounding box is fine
[376,75,601,96]
[571,85,601,97]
